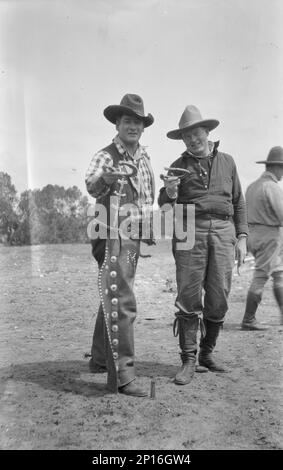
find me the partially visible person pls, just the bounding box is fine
[85,93,155,397]
[241,146,283,330]
[158,105,248,386]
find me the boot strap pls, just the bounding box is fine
[199,317,206,340]
[173,312,206,339]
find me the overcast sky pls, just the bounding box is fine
[0,0,282,202]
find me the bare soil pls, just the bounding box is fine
[0,242,282,450]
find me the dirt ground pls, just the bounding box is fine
[0,241,282,450]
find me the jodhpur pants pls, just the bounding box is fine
[247,225,283,297]
[173,217,236,323]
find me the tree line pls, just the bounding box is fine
[0,172,89,245]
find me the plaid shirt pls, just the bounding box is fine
[85,136,154,205]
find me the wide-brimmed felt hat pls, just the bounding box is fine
[103,93,154,127]
[256,146,283,165]
[167,105,219,140]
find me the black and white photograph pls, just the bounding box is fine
[0,0,282,453]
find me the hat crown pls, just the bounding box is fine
[179,105,204,129]
[103,93,154,127]
[267,146,283,164]
[167,105,219,139]
[119,93,145,116]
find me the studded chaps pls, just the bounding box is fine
[94,236,140,393]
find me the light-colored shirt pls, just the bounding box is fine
[85,136,154,206]
[246,171,283,226]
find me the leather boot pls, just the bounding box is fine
[175,357,196,385]
[174,314,198,385]
[241,291,267,330]
[273,287,283,323]
[118,380,148,397]
[199,320,227,372]
[273,272,283,323]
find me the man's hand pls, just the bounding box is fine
[164,176,180,199]
[101,170,121,186]
[235,237,247,274]
[101,162,138,185]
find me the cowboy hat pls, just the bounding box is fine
[103,93,154,127]
[167,105,219,140]
[256,146,283,165]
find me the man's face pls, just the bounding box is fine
[116,115,144,146]
[182,126,209,156]
[274,165,283,181]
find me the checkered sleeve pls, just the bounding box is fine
[138,149,155,205]
[85,150,113,198]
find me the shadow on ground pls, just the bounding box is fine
[0,359,178,398]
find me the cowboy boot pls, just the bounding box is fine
[273,272,283,324]
[199,320,227,372]
[174,314,198,385]
[241,291,267,330]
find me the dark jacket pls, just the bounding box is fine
[158,142,248,236]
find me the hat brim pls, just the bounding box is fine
[256,160,283,165]
[167,119,219,140]
[104,105,154,128]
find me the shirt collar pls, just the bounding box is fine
[113,135,148,160]
[183,140,219,159]
[262,170,279,183]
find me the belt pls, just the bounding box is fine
[195,213,233,221]
[248,223,280,227]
